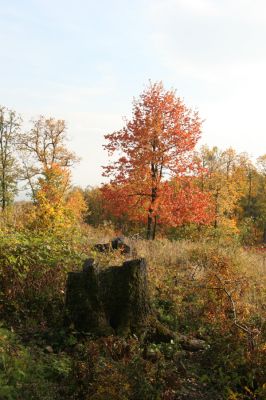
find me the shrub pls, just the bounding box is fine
[0,325,71,400]
[0,229,86,327]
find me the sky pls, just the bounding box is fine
[1,0,266,188]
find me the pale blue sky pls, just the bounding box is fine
[1,0,266,187]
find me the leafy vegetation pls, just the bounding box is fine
[0,82,265,398]
[0,227,265,399]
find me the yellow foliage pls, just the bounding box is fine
[29,164,87,230]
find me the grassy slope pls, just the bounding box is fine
[0,227,265,399]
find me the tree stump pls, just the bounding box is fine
[93,236,131,255]
[64,258,151,336]
[64,259,109,335]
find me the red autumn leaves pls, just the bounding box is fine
[102,82,213,238]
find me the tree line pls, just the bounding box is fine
[1,82,265,243]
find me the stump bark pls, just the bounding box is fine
[64,261,109,335]
[64,258,151,336]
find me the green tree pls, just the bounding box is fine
[254,155,266,243]
[0,106,21,210]
[83,186,104,226]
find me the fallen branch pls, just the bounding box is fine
[214,274,255,351]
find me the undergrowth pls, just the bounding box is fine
[0,228,265,399]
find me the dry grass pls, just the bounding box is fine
[127,238,266,338]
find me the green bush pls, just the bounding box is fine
[0,229,86,326]
[0,325,71,400]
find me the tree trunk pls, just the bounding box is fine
[152,215,157,240]
[263,223,266,244]
[65,258,152,336]
[214,190,219,228]
[147,212,153,240]
[146,186,157,240]
[1,170,6,211]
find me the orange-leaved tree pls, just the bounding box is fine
[103,82,213,239]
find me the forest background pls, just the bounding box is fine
[0,81,265,399]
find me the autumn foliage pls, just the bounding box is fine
[31,164,86,229]
[103,82,213,238]
[0,86,266,400]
